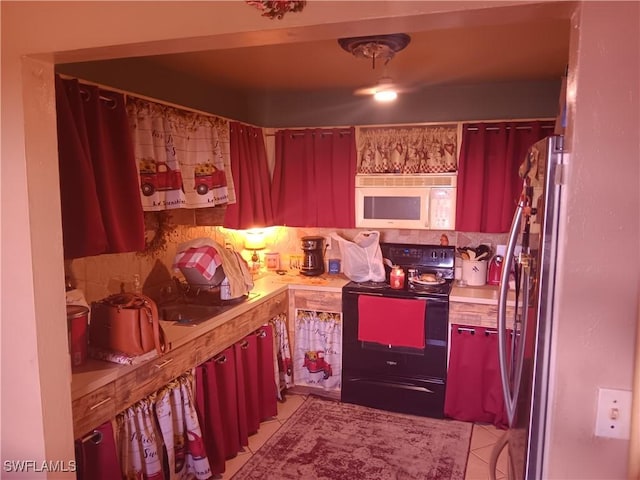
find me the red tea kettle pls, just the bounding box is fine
[487,255,504,285]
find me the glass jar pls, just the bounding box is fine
[390,266,405,289]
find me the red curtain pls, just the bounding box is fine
[455,120,554,233]
[271,128,356,228]
[444,326,508,428]
[55,75,144,258]
[223,122,274,229]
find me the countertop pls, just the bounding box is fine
[71,272,349,399]
[450,283,516,306]
[71,272,511,398]
[260,271,350,292]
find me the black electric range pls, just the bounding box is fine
[341,243,455,418]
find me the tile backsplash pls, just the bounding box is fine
[66,224,507,304]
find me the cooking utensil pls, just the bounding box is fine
[475,252,489,261]
[475,244,492,258]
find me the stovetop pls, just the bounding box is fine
[343,243,455,299]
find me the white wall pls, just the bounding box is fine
[543,2,639,478]
[1,2,638,478]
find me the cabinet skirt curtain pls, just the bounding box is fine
[293,309,342,391]
[444,325,509,428]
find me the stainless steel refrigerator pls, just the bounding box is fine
[491,135,565,479]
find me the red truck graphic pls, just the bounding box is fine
[194,163,226,195]
[139,159,184,196]
[303,350,332,379]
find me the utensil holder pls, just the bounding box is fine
[461,259,487,286]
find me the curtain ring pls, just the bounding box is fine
[80,429,103,445]
[215,354,227,364]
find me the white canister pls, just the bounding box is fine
[461,259,488,286]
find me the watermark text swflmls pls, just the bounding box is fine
[3,460,77,473]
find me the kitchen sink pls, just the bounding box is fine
[157,292,260,326]
[158,303,234,326]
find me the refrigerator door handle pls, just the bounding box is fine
[498,198,523,426]
[510,261,531,423]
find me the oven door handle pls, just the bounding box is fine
[353,291,433,301]
[349,378,436,393]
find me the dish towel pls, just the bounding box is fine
[174,238,253,298]
[213,244,253,299]
[357,296,426,349]
[173,245,222,281]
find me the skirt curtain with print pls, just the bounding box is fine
[293,310,342,391]
[271,313,294,398]
[116,373,211,480]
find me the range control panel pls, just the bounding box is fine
[380,243,455,271]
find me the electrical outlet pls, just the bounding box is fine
[324,236,332,250]
[594,388,632,439]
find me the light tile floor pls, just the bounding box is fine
[220,393,509,480]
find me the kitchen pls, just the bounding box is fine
[2,2,639,480]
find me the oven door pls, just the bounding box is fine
[341,290,449,417]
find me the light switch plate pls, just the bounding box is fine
[594,388,632,439]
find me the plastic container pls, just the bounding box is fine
[328,258,341,274]
[220,277,232,300]
[265,252,280,271]
[461,259,488,286]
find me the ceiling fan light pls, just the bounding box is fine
[374,89,398,102]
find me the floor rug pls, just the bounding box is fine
[232,396,472,480]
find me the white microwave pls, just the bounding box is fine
[355,174,457,230]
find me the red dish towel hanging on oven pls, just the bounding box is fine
[357,296,426,349]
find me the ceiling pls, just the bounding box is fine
[138,16,571,96]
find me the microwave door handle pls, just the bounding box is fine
[498,198,523,426]
[424,193,430,228]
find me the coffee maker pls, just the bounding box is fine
[300,236,325,276]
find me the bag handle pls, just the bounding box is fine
[139,294,167,355]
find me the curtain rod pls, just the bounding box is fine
[265,130,352,137]
[465,124,556,132]
[266,119,555,136]
[57,73,252,127]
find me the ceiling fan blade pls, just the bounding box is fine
[353,76,399,96]
[353,85,380,96]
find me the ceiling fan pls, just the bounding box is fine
[338,33,412,101]
[353,74,414,101]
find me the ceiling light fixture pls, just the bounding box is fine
[339,34,411,102]
[338,33,411,70]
